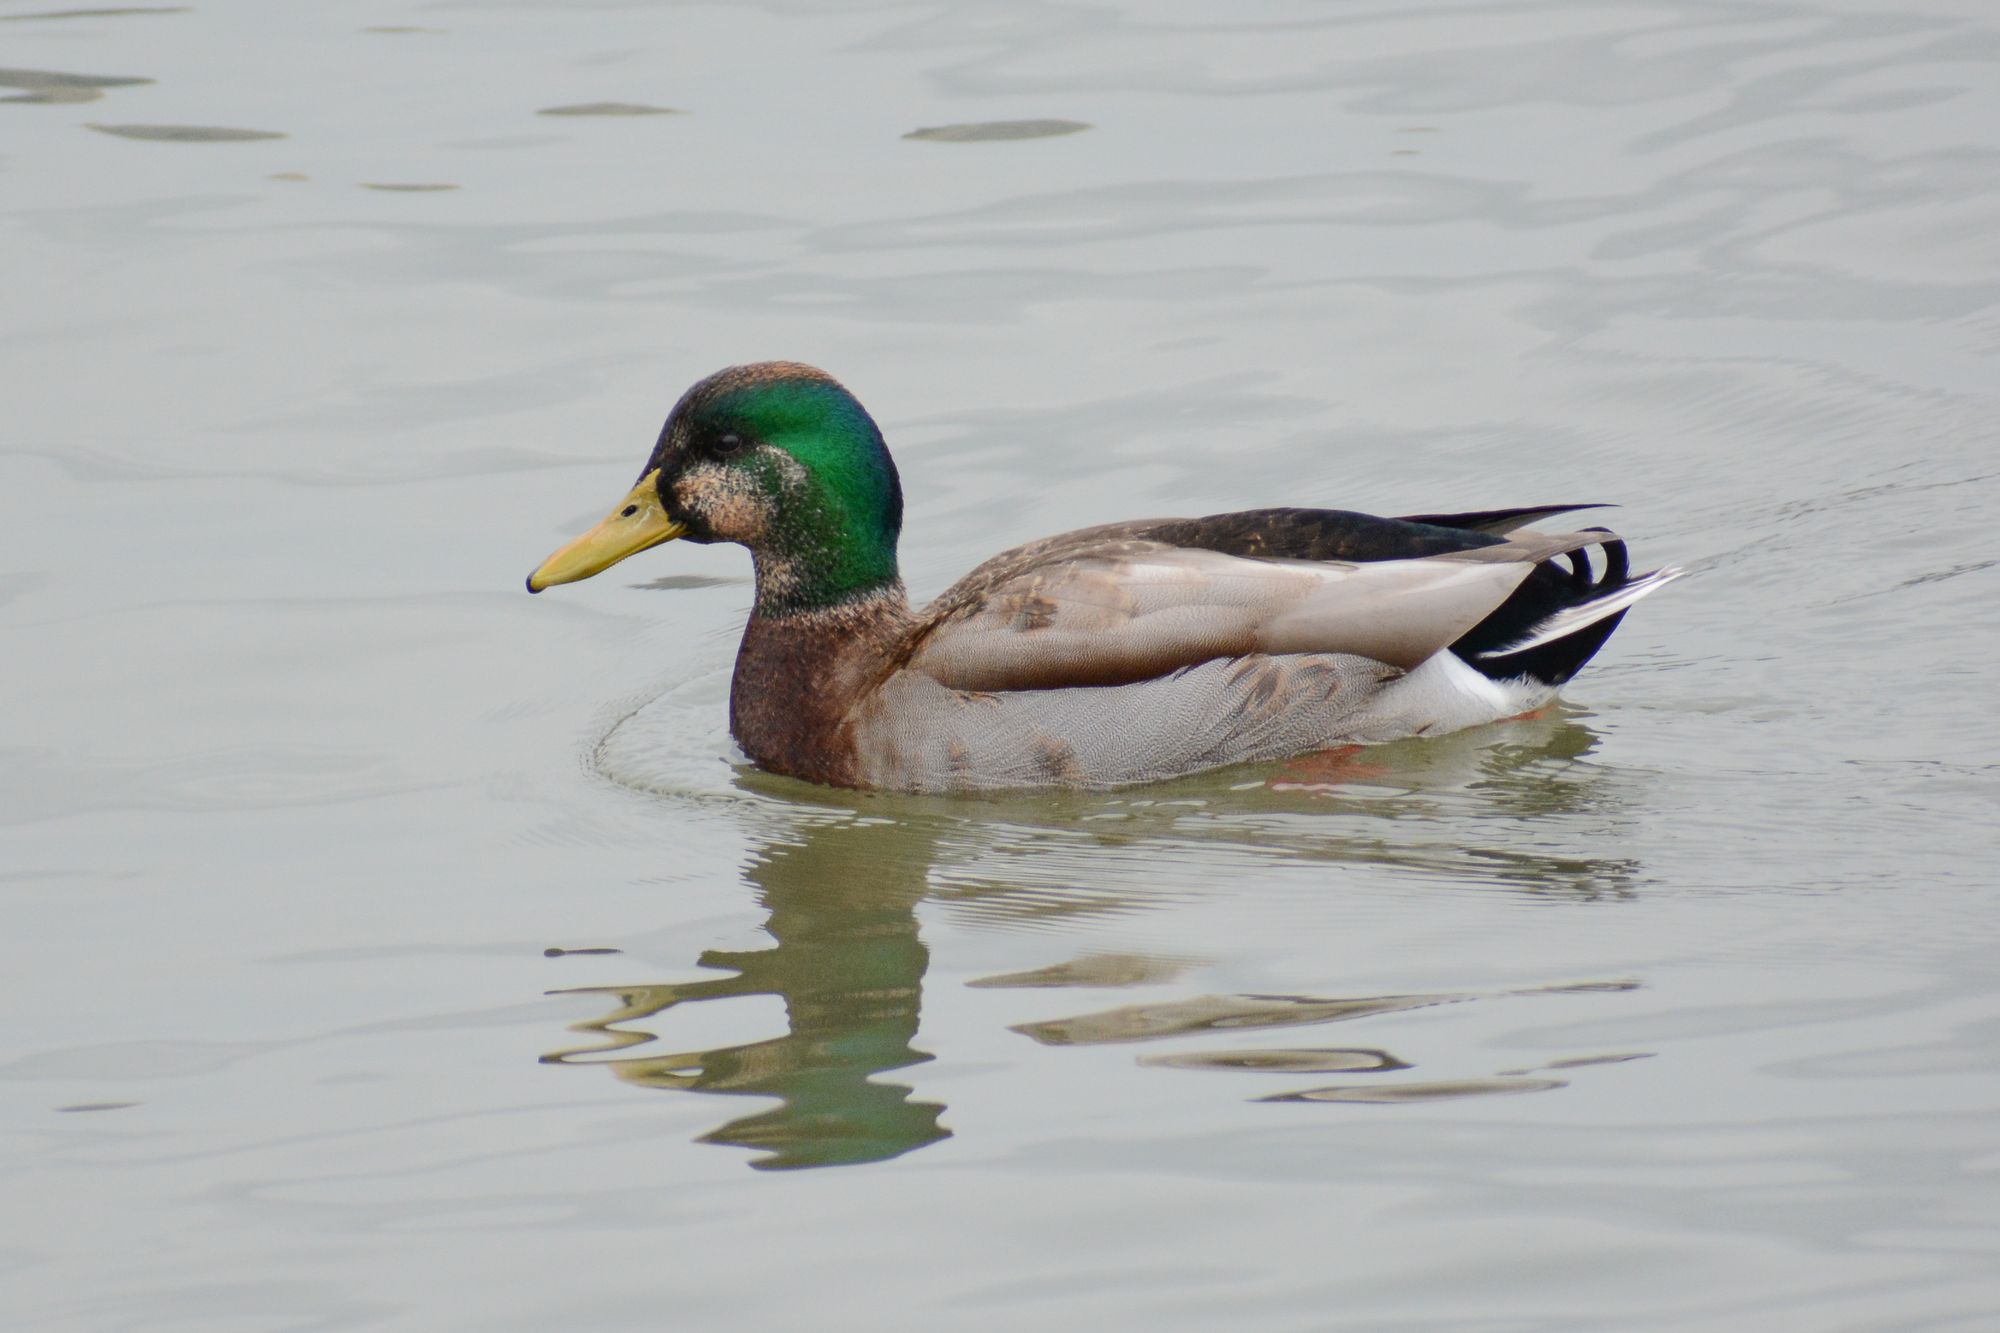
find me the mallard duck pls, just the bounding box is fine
[528,362,1679,793]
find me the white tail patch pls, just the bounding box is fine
[1476,567,1686,659]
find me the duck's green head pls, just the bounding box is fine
[527,362,903,615]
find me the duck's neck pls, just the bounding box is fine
[747,507,901,620]
[730,580,912,787]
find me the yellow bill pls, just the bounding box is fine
[527,469,686,592]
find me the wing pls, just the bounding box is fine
[904,514,1615,693]
[1392,503,1613,536]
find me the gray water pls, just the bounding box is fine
[5,2,1999,1329]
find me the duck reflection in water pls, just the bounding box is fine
[543,816,946,1170]
[546,710,1652,1170]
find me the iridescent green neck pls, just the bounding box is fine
[750,529,904,619]
[707,377,904,617]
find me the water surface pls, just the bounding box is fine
[4,1,1998,1329]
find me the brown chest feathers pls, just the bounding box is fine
[729,589,912,786]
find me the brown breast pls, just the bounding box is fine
[729,590,913,788]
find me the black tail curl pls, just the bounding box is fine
[1446,528,1636,686]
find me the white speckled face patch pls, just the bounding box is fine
[674,454,796,545]
[670,448,839,611]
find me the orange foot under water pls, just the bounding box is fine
[1266,744,1390,794]
[1265,709,1551,794]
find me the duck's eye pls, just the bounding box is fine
[713,432,746,456]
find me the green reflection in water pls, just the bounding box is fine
[551,713,1653,1169]
[545,816,946,1170]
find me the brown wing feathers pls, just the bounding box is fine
[895,508,1632,694]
